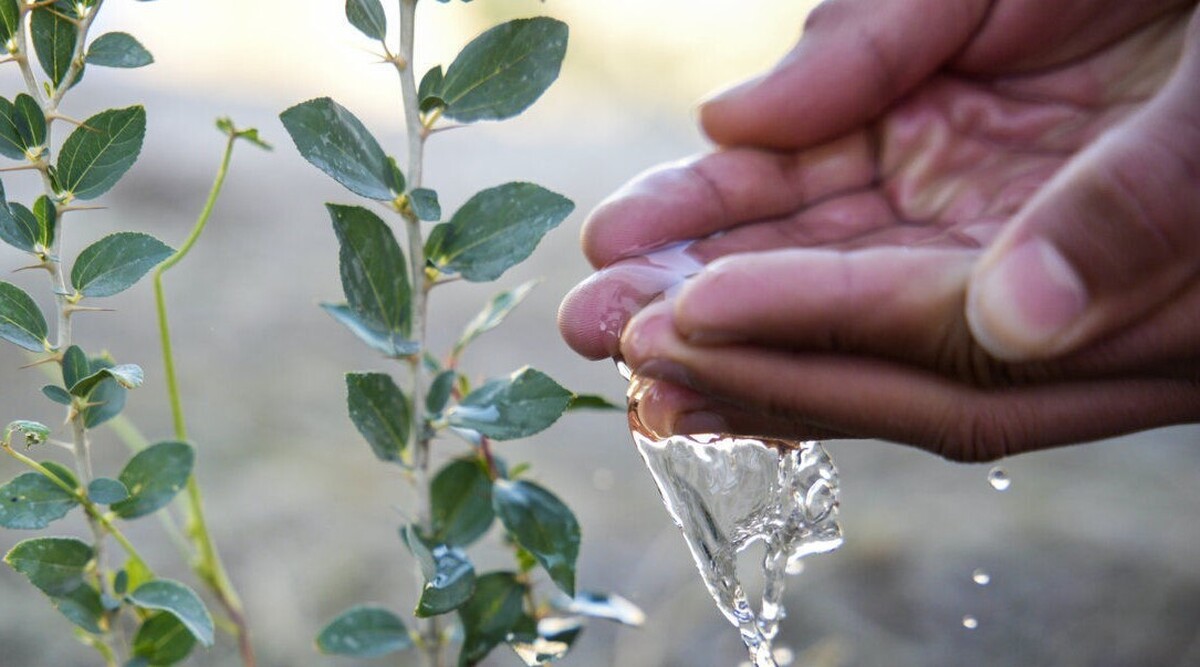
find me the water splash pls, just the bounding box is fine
[626,373,843,666]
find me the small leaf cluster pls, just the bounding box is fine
[283,2,635,665]
[0,2,223,664]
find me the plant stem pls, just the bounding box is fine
[396,1,444,666]
[151,132,257,667]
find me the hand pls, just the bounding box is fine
[559,0,1200,461]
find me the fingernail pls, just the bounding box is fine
[969,239,1088,360]
[636,359,692,386]
[674,411,728,435]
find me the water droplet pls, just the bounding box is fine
[972,568,990,586]
[987,466,1010,491]
[962,615,979,629]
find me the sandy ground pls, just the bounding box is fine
[1,73,1199,667]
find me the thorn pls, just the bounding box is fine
[0,164,40,172]
[46,112,87,127]
[19,355,59,369]
[64,305,115,314]
[59,204,106,214]
[12,262,50,273]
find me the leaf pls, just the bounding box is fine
[4,536,93,596]
[56,106,147,200]
[563,591,646,627]
[0,0,18,46]
[52,584,105,634]
[316,605,413,658]
[402,527,477,617]
[449,367,573,441]
[456,279,538,354]
[329,204,411,337]
[457,572,527,666]
[31,6,79,89]
[0,94,47,161]
[418,66,444,113]
[42,385,72,405]
[0,472,78,529]
[131,613,197,665]
[88,477,129,504]
[128,580,214,646]
[70,231,173,297]
[5,420,50,448]
[427,183,573,282]
[320,303,418,358]
[345,0,386,41]
[70,363,143,397]
[409,187,440,221]
[61,345,89,389]
[81,360,127,428]
[493,479,580,596]
[39,460,78,489]
[345,372,410,464]
[425,369,456,414]
[111,441,195,519]
[430,459,494,547]
[566,394,621,411]
[0,194,35,253]
[0,281,48,352]
[279,97,396,200]
[32,196,56,247]
[440,18,568,123]
[86,32,154,68]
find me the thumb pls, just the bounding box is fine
[967,17,1200,362]
[698,0,988,149]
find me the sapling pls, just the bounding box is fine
[0,1,264,664]
[281,1,641,665]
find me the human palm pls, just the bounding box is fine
[559,1,1200,460]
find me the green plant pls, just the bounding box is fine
[0,1,264,664]
[281,1,639,665]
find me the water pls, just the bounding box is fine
[625,371,843,666]
[962,615,979,630]
[987,467,1011,491]
[972,568,990,586]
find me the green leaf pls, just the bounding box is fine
[0,188,36,252]
[70,231,173,297]
[457,572,527,666]
[402,529,477,617]
[409,187,440,221]
[56,106,147,200]
[131,613,197,665]
[425,369,456,414]
[345,0,386,41]
[329,204,411,337]
[279,97,396,200]
[456,279,538,354]
[5,419,50,448]
[31,6,79,89]
[418,66,444,113]
[345,372,410,464]
[86,32,154,68]
[111,441,195,519]
[566,394,621,411]
[493,479,580,596]
[81,359,127,428]
[39,460,78,489]
[61,345,89,389]
[42,385,71,405]
[0,0,18,47]
[52,584,105,634]
[70,362,143,397]
[88,477,129,504]
[320,303,418,358]
[127,580,214,646]
[0,94,47,161]
[316,605,413,658]
[0,281,48,352]
[427,183,573,282]
[386,155,406,194]
[0,472,78,529]
[449,367,573,441]
[4,536,93,596]
[440,18,568,123]
[430,459,494,547]
[32,196,56,247]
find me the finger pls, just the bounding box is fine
[630,377,848,441]
[621,309,1200,461]
[581,135,874,268]
[671,247,978,370]
[699,0,989,149]
[967,13,1200,361]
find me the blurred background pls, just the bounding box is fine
[2,1,1199,665]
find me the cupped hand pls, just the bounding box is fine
[559,0,1200,460]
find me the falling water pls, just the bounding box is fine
[624,370,843,666]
